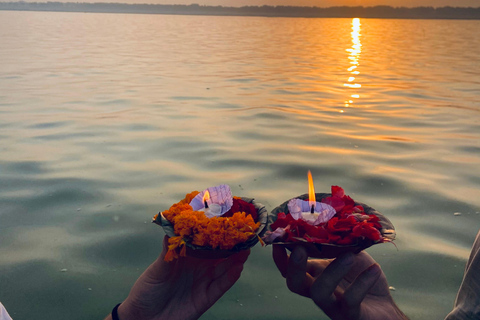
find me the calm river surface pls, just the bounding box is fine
[0,11,479,320]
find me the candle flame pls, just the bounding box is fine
[203,190,210,201]
[308,170,316,210]
[203,190,210,207]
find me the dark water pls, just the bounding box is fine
[0,11,479,320]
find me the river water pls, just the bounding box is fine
[0,11,479,320]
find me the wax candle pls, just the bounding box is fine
[288,171,336,225]
[189,184,233,218]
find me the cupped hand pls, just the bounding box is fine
[116,236,250,320]
[272,245,408,320]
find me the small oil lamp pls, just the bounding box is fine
[288,171,336,225]
[190,184,232,218]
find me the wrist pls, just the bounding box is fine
[111,303,122,320]
[115,299,152,320]
[117,301,133,320]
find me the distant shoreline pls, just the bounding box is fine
[1,2,480,19]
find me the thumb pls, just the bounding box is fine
[286,246,312,297]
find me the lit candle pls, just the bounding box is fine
[200,190,222,218]
[288,171,336,225]
[189,184,233,218]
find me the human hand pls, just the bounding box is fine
[272,245,408,320]
[112,236,250,320]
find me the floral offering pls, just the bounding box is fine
[153,184,267,261]
[265,182,395,258]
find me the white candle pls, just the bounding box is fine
[200,203,222,218]
[189,184,233,218]
[288,199,336,225]
[301,211,320,224]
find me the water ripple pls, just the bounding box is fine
[0,12,479,320]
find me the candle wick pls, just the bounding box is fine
[310,204,315,214]
[204,200,209,209]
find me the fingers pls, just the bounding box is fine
[306,259,330,278]
[346,252,391,296]
[310,253,354,312]
[342,251,377,283]
[272,245,288,277]
[213,250,250,281]
[286,246,313,297]
[342,263,382,313]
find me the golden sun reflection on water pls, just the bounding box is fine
[343,18,362,109]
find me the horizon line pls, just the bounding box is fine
[2,2,480,19]
[1,1,480,9]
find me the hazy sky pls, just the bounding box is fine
[154,0,480,7]
[4,0,480,6]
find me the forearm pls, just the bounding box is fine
[393,304,410,320]
[445,230,480,320]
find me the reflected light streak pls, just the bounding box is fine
[298,145,373,156]
[344,83,361,88]
[342,18,362,110]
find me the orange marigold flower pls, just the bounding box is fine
[192,217,210,246]
[162,203,193,222]
[228,212,260,232]
[172,211,196,237]
[161,191,199,222]
[206,217,226,249]
[161,192,260,260]
[173,210,209,238]
[164,248,177,262]
[192,231,209,247]
[216,212,260,250]
[165,236,187,262]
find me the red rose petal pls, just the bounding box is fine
[331,185,345,198]
[322,196,345,212]
[223,198,258,221]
